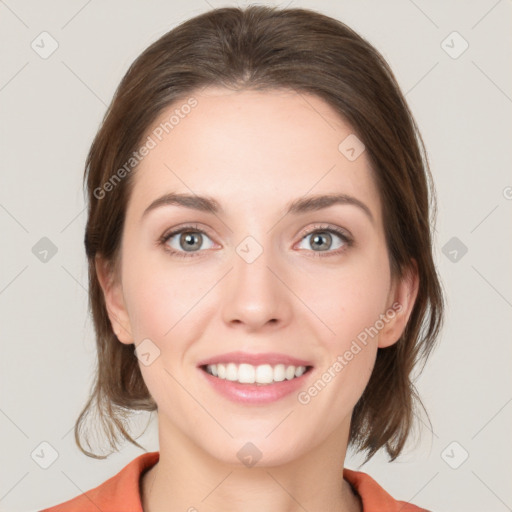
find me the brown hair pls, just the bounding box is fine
[77,5,444,462]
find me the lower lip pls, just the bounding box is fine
[199,367,312,404]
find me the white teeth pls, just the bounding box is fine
[217,363,226,379]
[238,363,255,383]
[205,363,308,384]
[256,364,274,384]
[226,363,238,381]
[295,366,306,377]
[273,364,285,382]
[285,365,296,380]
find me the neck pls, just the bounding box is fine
[141,415,362,512]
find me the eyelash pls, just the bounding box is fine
[158,223,354,259]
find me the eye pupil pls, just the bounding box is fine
[311,232,331,251]
[181,232,202,251]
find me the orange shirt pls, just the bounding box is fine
[40,451,429,511]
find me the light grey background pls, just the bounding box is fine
[1,1,511,511]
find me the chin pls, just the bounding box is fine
[199,433,309,469]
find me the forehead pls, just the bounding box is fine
[128,87,381,222]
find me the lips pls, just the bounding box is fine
[196,351,313,368]
[196,351,314,404]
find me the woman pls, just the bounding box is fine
[41,5,443,511]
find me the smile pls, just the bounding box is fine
[202,363,311,385]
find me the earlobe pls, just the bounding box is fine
[95,255,134,345]
[378,259,419,349]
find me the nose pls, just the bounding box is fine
[221,238,292,331]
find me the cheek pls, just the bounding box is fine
[297,250,389,404]
[124,237,391,355]
[299,253,391,347]
[122,250,208,341]
[296,268,384,427]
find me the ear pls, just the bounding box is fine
[95,254,134,345]
[378,259,419,349]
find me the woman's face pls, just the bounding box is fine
[98,87,416,466]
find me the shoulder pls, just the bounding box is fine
[39,451,159,512]
[343,468,431,512]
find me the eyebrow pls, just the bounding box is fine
[141,192,374,223]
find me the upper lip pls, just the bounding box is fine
[197,351,313,368]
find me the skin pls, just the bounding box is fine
[96,86,418,512]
